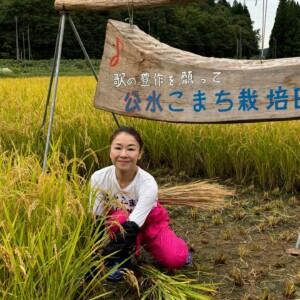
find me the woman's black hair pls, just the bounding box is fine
[110,126,143,149]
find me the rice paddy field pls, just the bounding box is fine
[1,75,300,299]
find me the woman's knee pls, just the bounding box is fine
[158,241,188,270]
[145,232,189,270]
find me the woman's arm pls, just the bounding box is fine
[128,178,158,227]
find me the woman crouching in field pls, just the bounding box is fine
[89,126,191,281]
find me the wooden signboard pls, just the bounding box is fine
[94,19,300,123]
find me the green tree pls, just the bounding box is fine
[231,0,259,58]
[0,0,117,59]
[0,0,259,59]
[268,0,300,58]
[0,0,58,59]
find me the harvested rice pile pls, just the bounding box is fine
[158,180,234,210]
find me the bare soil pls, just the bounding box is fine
[98,180,300,300]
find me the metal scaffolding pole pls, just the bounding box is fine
[41,17,63,129]
[42,12,66,172]
[42,12,120,172]
[68,15,120,127]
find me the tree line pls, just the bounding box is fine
[0,0,298,60]
[267,0,300,58]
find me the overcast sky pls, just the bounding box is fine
[228,0,280,49]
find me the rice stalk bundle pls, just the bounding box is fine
[158,180,234,210]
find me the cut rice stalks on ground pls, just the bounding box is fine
[158,180,234,210]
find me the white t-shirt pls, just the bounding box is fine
[90,165,158,227]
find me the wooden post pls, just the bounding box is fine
[54,0,204,11]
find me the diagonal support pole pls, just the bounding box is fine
[68,15,98,81]
[67,15,120,127]
[42,12,120,172]
[42,12,66,172]
[41,17,62,129]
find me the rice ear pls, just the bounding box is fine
[158,180,234,210]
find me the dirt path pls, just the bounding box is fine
[169,184,300,299]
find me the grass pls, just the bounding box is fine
[0,59,100,78]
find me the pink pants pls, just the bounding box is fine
[106,203,189,270]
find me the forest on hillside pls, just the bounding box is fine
[0,0,299,60]
[267,0,300,58]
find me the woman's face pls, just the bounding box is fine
[110,132,142,172]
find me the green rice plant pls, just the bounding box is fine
[263,191,270,200]
[197,124,234,178]
[255,221,267,233]
[283,281,296,298]
[250,243,263,251]
[278,133,300,192]
[232,208,246,220]
[238,226,247,235]
[2,77,300,191]
[252,206,262,215]
[0,150,110,299]
[240,293,251,300]
[271,187,281,196]
[0,77,112,173]
[221,229,233,240]
[288,196,298,207]
[139,264,217,300]
[190,207,200,220]
[229,266,244,286]
[278,230,294,241]
[135,119,171,169]
[239,122,300,191]
[226,125,253,183]
[163,123,203,175]
[266,215,280,227]
[236,199,248,207]
[0,149,221,299]
[213,252,227,264]
[294,271,300,286]
[268,235,276,244]
[237,244,250,258]
[262,202,273,211]
[3,75,300,298]
[273,199,285,209]
[274,258,286,269]
[260,287,274,300]
[212,213,223,225]
[242,123,277,189]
